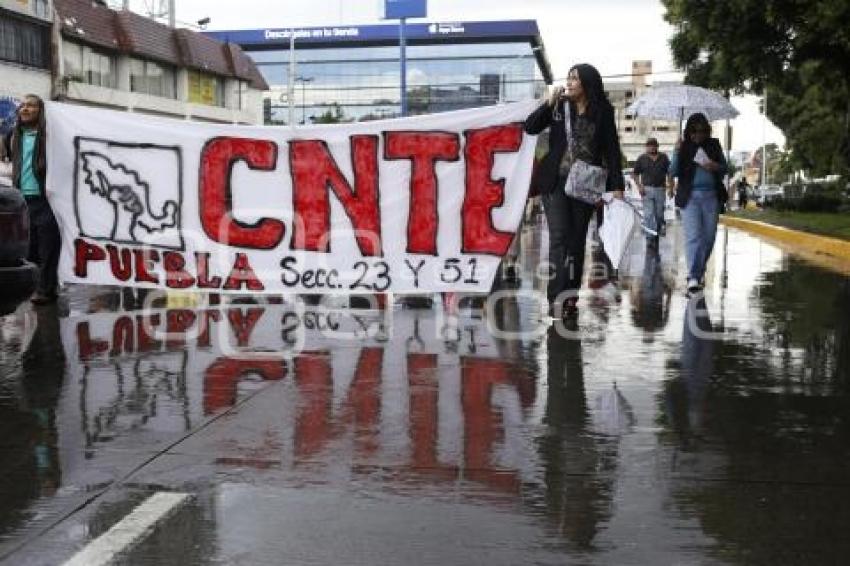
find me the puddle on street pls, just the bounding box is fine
[1,223,849,564]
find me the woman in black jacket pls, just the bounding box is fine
[669,113,727,294]
[524,64,625,317]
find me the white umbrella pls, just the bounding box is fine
[627,84,739,124]
[592,383,636,436]
[599,195,647,270]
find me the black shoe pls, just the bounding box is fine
[30,292,58,305]
[562,297,579,318]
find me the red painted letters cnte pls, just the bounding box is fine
[289,136,382,256]
[384,132,460,255]
[199,137,283,250]
[462,124,524,255]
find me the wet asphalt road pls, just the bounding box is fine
[0,214,849,565]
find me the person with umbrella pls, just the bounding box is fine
[524,64,625,318]
[670,113,728,294]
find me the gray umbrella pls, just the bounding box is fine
[627,84,739,124]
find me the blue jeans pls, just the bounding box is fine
[642,186,666,235]
[681,190,718,282]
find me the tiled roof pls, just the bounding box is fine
[224,43,269,91]
[56,0,121,51]
[115,9,180,66]
[174,28,233,76]
[54,0,268,90]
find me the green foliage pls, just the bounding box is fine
[768,194,842,212]
[662,0,850,177]
[312,103,349,124]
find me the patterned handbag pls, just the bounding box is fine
[561,104,608,204]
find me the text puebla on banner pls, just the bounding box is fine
[46,100,538,294]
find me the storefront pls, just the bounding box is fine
[207,20,553,125]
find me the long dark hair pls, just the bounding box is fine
[10,94,47,186]
[683,112,711,142]
[568,63,613,120]
[14,94,46,136]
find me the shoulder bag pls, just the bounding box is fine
[562,104,608,204]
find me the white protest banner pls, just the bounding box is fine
[46,100,538,294]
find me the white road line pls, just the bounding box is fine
[62,492,191,566]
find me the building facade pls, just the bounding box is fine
[207,20,553,125]
[0,0,53,132]
[605,60,681,164]
[0,0,269,132]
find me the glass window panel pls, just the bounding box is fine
[0,16,49,68]
[188,71,225,107]
[63,43,83,81]
[130,58,146,93]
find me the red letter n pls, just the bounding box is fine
[461,124,524,255]
[384,132,460,255]
[289,136,382,256]
[199,137,283,249]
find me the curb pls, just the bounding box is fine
[720,215,850,275]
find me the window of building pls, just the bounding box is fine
[188,70,225,107]
[130,59,177,99]
[254,41,545,123]
[0,14,49,69]
[64,43,117,88]
[33,0,50,19]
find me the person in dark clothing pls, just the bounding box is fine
[9,94,60,304]
[736,177,749,210]
[632,137,671,241]
[669,113,728,294]
[524,64,625,317]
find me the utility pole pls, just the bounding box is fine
[761,90,768,185]
[168,0,175,28]
[399,17,407,117]
[288,30,296,127]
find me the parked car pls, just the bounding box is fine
[0,186,38,314]
[756,184,783,206]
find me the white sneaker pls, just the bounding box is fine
[687,278,701,293]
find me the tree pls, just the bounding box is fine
[662,0,850,176]
[312,103,349,124]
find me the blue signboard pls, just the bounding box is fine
[206,20,541,47]
[385,0,427,19]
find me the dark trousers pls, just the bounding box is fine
[26,198,61,296]
[542,188,595,301]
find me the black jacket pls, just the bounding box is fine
[673,137,727,208]
[524,99,625,196]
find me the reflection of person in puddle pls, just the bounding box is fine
[663,297,715,449]
[629,245,672,337]
[20,305,64,495]
[535,327,617,550]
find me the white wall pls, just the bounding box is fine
[0,64,51,101]
[59,40,265,125]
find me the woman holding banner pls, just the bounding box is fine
[524,64,625,318]
[9,95,61,305]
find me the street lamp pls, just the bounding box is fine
[295,76,314,124]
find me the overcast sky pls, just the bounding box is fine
[135,0,783,152]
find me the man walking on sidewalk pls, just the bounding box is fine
[632,137,670,242]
